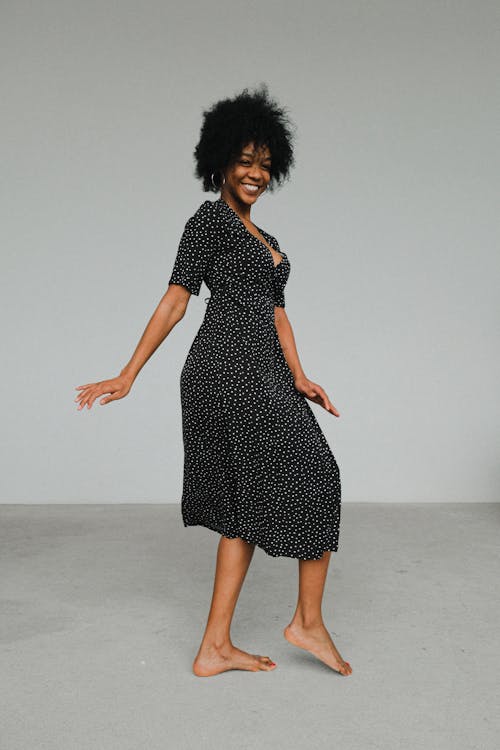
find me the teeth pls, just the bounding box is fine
[242,184,258,192]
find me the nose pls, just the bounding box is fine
[246,168,263,184]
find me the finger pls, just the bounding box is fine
[313,388,327,405]
[87,389,109,408]
[100,392,120,405]
[77,388,95,405]
[315,392,333,413]
[75,384,101,406]
[317,386,329,404]
[318,391,329,409]
[84,386,106,409]
[311,385,327,403]
[97,386,121,405]
[75,387,92,402]
[313,386,337,414]
[322,393,333,410]
[75,383,97,390]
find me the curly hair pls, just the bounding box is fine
[193,82,296,193]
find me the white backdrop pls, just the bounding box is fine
[1,0,498,503]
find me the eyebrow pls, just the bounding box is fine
[241,150,272,161]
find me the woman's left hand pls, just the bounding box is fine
[294,376,340,416]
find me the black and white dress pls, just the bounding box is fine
[168,197,341,560]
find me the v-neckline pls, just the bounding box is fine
[217,198,284,269]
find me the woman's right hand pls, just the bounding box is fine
[74,374,133,410]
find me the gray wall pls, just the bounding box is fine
[1,1,498,503]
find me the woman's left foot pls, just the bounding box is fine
[283,622,352,675]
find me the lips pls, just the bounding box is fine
[241,183,259,195]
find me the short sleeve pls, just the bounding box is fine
[274,285,286,308]
[168,200,217,296]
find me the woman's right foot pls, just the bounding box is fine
[283,622,352,675]
[193,643,277,677]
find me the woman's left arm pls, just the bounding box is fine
[274,307,340,417]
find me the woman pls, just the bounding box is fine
[75,84,351,678]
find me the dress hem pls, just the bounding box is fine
[182,517,339,561]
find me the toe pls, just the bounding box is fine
[260,656,276,668]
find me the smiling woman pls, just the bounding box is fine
[75,82,351,679]
[193,82,295,195]
[164,84,349,676]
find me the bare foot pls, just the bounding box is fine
[283,622,352,675]
[193,643,277,677]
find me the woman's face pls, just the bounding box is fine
[221,142,272,206]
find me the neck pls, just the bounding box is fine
[219,191,252,223]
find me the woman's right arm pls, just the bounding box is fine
[74,284,191,410]
[76,200,216,411]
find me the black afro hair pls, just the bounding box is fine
[193,82,296,193]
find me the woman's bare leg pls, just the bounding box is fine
[192,536,277,677]
[283,550,352,675]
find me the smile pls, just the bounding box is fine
[241,183,259,194]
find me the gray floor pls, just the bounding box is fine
[1,503,498,750]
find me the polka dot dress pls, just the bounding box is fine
[168,197,341,560]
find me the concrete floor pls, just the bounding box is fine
[1,503,498,750]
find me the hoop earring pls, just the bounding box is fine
[210,172,225,190]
